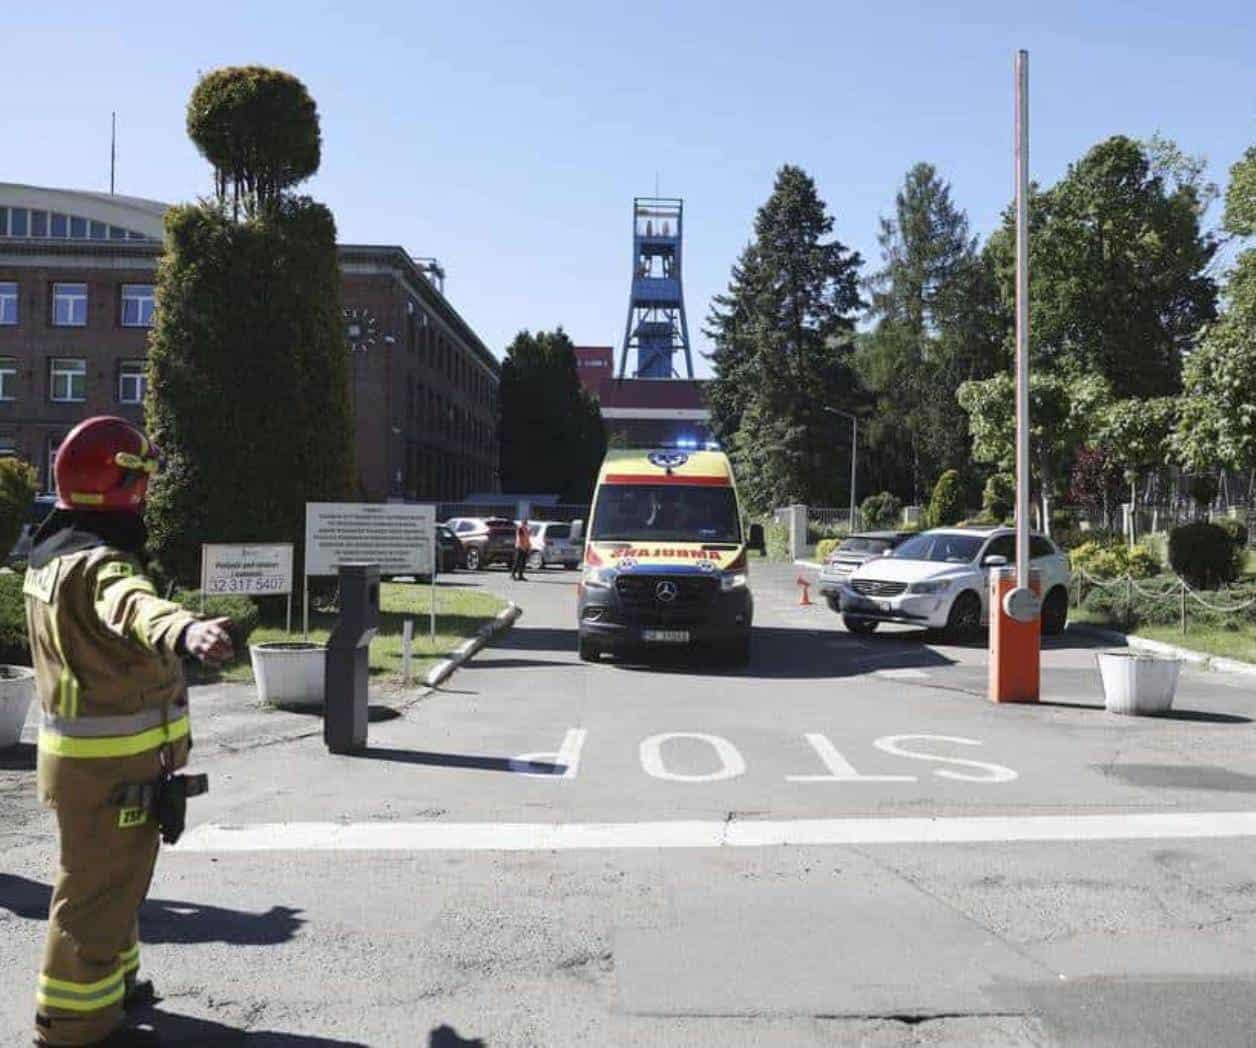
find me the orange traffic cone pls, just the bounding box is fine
[796,576,813,606]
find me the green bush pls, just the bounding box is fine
[981,474,1014,522]
[756,518,790,561]
[0,458,38,561]
[815,538,842,563]
[171,590,261,653]
[1214,516,1249,551]
[860,492,902,530]
[1169,521,1240,589]
[1070,541,1160,579]
[1189,474,1218,508]
[0,572,30,665]
[926,470,965,528]
[1082,576,1256,630]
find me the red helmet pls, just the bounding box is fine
[54,416,160,512]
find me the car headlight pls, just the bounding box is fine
[721,571,748,591]
[583,567,616,589]
[908,579,950,595]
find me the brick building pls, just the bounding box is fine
[0,182,499,502]
[573,345,614,397]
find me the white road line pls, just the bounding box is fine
[874,668,931,680]
[174,811,1256,854]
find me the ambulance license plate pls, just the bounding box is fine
[643,629,689,644]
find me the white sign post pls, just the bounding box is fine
[304,503,437,638]
[200,543,295,633]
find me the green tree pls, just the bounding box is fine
[855,163,1005,502]
[497,328,605,502]
[986,135,1217,398]
[926,469,965,527]
[0,458,38,560]
[186,66,321,219]
[708,165,864,512]
[146,68,353,586]
[1173,147,1256,474]
[958,370,1111,532]
[1097,397,1177,531]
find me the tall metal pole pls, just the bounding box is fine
[110,112,116,195]
[849,417,858,531]
[1014,50,1030,592]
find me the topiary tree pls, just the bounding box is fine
[981,473,1014,523]
[859,491,902,530]
[0,457,38,560]
[147,68,353,587]
[186,66,321,219]
[1169,521,1239,589]
[926,469,965,528]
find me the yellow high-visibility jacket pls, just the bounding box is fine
[24,547,198,809]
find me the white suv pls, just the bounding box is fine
[838,527,1071,639]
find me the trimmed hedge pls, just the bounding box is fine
[926,470,965,528]
[1169,521,1242,589]
[1070,541,1160,580]
[860,492,902,530]
[816,538,842,563]
[0,574,258,667]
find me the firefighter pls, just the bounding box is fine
[25,416,234,1047]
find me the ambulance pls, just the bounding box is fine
[576,448,765,664]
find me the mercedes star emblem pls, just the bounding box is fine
[655,580,679,603]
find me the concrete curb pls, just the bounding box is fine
[1070,623,1256,678]
[424,602,522,689]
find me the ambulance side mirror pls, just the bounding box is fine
[748,523,767,556]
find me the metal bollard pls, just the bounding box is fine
[325,562,380,754]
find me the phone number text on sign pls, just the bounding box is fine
[201,544,294,598]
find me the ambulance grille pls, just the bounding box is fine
[615,574,718,612]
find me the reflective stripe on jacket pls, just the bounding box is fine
[24,546,198,808]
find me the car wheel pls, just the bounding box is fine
[464,547,481,571]
[1041,586,1069,636]
[843,615,878,635]
[825,595,842,614]
[564,562,578,571]
[527,550,544,572]
[578,636,600,663]
[945,591,982,640]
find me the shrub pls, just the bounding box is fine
[982,474,1014,522]
[171,590,261,653]
[1169,521,1240,589]
[926,470,965,528]
[806,521,849,545]
[1082,577,1256,630]
[1189,474,1219,508]
[1070,541,1160,579]
[860,492,902,530]
[815,538,842,563]
[1215,516,1249,550]
[755,518,790,561]
[0,458,38,561]
[0,572,30,665]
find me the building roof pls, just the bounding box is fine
[596,378,710,420]
[0,182,167,238]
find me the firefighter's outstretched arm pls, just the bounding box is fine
[92,557,232,662]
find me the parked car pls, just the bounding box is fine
[525,521,581,571]
[837,526,1071,639]
[444,516,517,570]
[6,494,57,566]
[817,531,911,609]
[435,524,461,573]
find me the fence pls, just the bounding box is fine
[806,507,858,533]
[1073,568,1256,635]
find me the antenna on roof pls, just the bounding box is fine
[110,112,116,195]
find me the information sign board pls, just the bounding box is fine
[201,543,294,597]
[304,502,435,577]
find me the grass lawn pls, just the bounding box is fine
[203,581,508,685]
[1072,607,1256,664]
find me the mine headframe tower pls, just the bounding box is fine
[617,197,694,379]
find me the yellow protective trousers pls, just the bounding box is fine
[35,803,159,1046]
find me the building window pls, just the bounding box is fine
[69,216,87,239]
[30,210,48,237]
[118,360,146,404]
[0,435,16,458]
[0,358,16,401]
[9,209,28,237]
[90,221,107,241]
[121,285,156,328]
[50,213,68,238]
[52,283,88,327]
[50,358,86,403]
[0,282,16,326]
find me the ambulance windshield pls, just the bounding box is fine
[591,485,742,544]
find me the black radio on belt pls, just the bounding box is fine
[112,772,208,845]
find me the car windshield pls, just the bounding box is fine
[838,537,894,555]
[590,484,742,544]
[889,532,984,563]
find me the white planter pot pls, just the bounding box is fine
[250,643,326,708]
[0,666,36,750]
[1097,650,1181,716]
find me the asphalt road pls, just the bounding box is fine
[4,559,1256,1046]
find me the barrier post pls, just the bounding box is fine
[988,567,1041,704]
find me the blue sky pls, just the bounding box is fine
[6,1,1253,376]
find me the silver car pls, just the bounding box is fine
[817,531,911,611]
[526,521,582,571]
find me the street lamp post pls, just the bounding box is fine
[823,406,858,532]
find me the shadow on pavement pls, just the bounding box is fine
[463,656,573,670]
[491,626,578,652]
[1099,763,1256,792]
[0,741,35,770]
[430,1025,487,1047]
[127,1005,369,1045]
[352,746,565,775]
[0,875,305,945]
[1043,700,1251,723]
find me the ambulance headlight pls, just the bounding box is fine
[583,567,616,590]
[721,571,748,591]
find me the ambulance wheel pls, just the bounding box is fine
[578,636,600,663]
[843,616,878,635]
